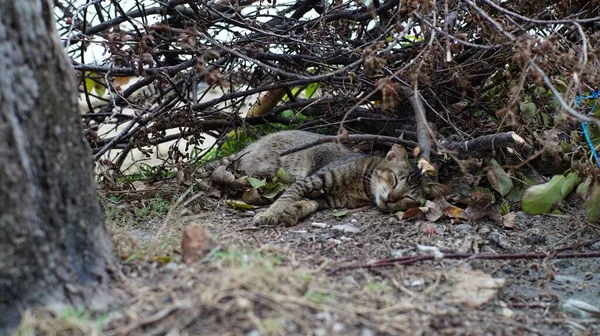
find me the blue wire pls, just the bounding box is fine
[574,90,600,167]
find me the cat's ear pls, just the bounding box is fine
[422,182,453,198]
[385,144,408,161]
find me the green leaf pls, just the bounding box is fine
[487,159,513,196]
[560,172,582,198]
[262,184,287,199]
[519,100,537,118]
[521,175,565,215]
[276,167,294,184]
[332,208,349,217]
[305,82,320,98]
[247,177,266,189]
[94,84,106,97]
[540,112,552,126]
[576,176,592,198]
[84,73,95,93]
[281,110,295,119]
[226,200,254,211]
[586,181,600,222]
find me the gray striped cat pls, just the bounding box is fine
[203,130,450,226]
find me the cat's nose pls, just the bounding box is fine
[387,194,396,202]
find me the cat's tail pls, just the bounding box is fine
[197,152,244,179]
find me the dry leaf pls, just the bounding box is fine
[449,269,506,308]
[424,200,443,222]
[398,207,424,220]
[443,205,468,223]
[465,203,502,222]
[182,222,218,263]
[502,212,517,228]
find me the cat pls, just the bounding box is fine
[202,130,451,226]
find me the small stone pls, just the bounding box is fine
[590,242,600,251]
[386,217,398,225]
[478,225,491,235]
[316,311,332,322]
[315,328,328,336]
[312,222,328,228]
[163,262,178,272]
[436,225,446,235]
[291,230,307,234]
[247,330,261,336]
[360,328,375,336]
[456,224,472,233]
[489,231,510,249]
[332,224,361,233]
[332,322,345,333]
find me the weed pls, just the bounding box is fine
[304,290,334,303]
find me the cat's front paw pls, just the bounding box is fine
[252,212,279,226]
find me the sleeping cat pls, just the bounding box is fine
[202,130,450,226]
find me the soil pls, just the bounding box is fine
[89,192,600,336]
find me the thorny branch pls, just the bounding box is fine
[58,0,600,180]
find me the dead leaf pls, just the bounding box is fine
[502,212,517,228]
[211,166,236,184]
[398,207,424,220]
[449,269,506,308]
[424,200,443,222]
[242,188,270,205]
[182,222,218,263]
[465,203,502,222]
[443,205,468,223]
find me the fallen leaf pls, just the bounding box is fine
[586,180,600,223]
[465,203,502,222]
[521,175,565,215]
[242,188,269,205]
[443,205,468,222]
[276,167,295,184]
[449,269,506,308]
[332,208,349,217]
[502,212,517,228]
[211,165,236,184]
[247,177,266,189]
[519,99,537,118]
[262,183,287,199]
[398,207,424,220]
[576,176,592,199]
[487,159,513,196]
[560,172,582,198]
[182,222,218,263]
[424,200,443,222]
[225,200,254,211]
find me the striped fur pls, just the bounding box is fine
[202,130,449,226]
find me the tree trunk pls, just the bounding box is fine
[0,0,116,330]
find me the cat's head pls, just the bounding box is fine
[371,145,451,212]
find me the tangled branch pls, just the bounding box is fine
[56,0,600,178]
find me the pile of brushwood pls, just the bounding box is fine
[60,0,600,220]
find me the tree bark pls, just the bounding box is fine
[0,0,116,330]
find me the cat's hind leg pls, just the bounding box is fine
[252,176,325,226]
[254,199,323,226]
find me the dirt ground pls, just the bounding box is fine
[19,192,600,336]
